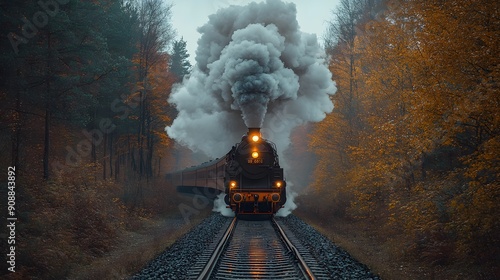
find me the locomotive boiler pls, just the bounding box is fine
[168,128,286,217]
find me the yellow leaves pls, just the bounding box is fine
[448,178,500,259]
[307,0,499,266]
[463,137,500,184]
[388,200,398,210]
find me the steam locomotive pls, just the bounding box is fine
[168,128,287,217]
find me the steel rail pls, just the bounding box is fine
[272,217,317,280]
[196,217,237,280]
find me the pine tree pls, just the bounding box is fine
[169,38,191,81]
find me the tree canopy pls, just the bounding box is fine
[309,0,499,268]
[169,38,192,81]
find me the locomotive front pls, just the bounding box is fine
[224,128,287,216]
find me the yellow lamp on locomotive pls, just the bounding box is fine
[230,181,237,188]
[275,181,282,188]
[251,151,259,158]
[248,128,261,142]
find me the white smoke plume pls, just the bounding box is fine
[275,181,298,217]
[166,0,336,215]
[213,193,235,217]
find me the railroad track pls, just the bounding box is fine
[195,217,323,280]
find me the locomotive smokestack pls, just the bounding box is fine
[247,127,261,136]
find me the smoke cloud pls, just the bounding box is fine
[213,193,235,217]
[275,181,298,217]
[166,0,336,215]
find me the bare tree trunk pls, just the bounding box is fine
[157,157,161,177]
[11,90,21,168]
[103,133,107,179]
[109,132,113,177]
[43,32,52,180]
[91,109,97,163]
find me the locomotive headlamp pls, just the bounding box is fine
[251,151,259,158]
[251,135,260,142]
[230,181,237,188]
[271,193,280,202]
[233,193,243,202]
[276,181,282,188]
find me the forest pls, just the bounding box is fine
[0,0,498,279]
[0,0,193,278]
[303,0,499,278]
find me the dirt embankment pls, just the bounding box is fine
[296,212,498,280]
[69,210,211,280]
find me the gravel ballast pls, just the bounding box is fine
[131,213,380,279]
[278,215,381,280]
[131,213,230,279]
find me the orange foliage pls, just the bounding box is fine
[309,0,499,268]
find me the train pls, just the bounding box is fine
[167,128,287,217]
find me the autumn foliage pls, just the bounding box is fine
[307,0,499,275]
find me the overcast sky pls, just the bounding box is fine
[169,0,341,66]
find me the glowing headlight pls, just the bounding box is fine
[251,135,260,142]
[230,181,237,188]
[276,181,282,188]
[251,151,259,158]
